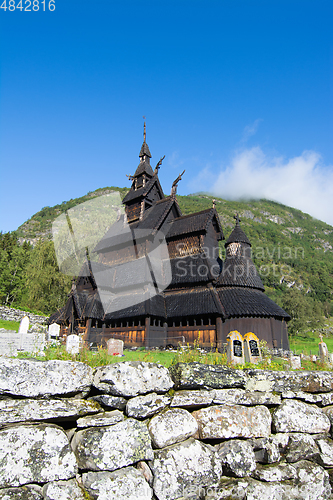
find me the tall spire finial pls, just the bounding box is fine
[234,213,241,226]
[143,116,146,142]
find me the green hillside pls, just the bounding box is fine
[1,187,333,338]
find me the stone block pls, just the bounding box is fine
[193,404,271,439]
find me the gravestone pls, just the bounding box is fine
[319,334,329,363]
[107,338,124,356]
[66,334,80,355]
[243,332,262,364]
[18,316,29,334]
[227,330,244,365]
[48,323,60,340]
[0,331,45,357]
[290,354,301,370]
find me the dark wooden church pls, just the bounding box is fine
[51,129,290,350]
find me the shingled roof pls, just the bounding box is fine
[218,287,290,319]
[216,217,264,290]
[122,175,164,203]
[165,208,224,239]
[225,218,251,246]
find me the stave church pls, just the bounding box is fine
[50,127,290,350]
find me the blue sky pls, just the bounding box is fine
[0,0,332,232]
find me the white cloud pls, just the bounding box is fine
[209,146,333,227]
[241,119,263,143]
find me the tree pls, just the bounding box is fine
[0,233,32,306]
[282,288,324,337]
[22,240,72,314]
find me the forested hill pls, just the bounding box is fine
[1,186,333,335]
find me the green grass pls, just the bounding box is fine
[0,319,20,332]
[290,333,333,356]
[16,342,332,371]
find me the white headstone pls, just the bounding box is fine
[227,330,244,365]
[243,332,262,364]
[290,355,301,370]
[66,334,80,355]
[107,338,124,356]
[18,316,29,334]
[319,341,329,363]
[48,323,60,338]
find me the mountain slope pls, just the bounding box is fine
[14,187,333,315]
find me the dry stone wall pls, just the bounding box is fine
[1,360,333,499]
[0,305,48,328]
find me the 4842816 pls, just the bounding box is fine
[0,0,55,11]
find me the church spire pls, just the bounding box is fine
[139,119,152,159]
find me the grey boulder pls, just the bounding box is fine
[151,438,222,500]
[42,479,87,499]
[148,408,198,448]
[0,424,77,488]
[82,467,153,500]
[126,392,171,418]
[193,404,271,439]
[93,361,173,396]
[272,400,330,433]
[72,418,153,471]
[215,439,256,477]
[0,358,93,397]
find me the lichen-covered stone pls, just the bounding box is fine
[0,486,43,499]
[322,406,333,432]
[93,361,173,396]
[285,433,320,463]
[292,459,331,499]
[82,467,153,500]
[72,418,153,471]
[320,393,333,406]
[76,410,124,428]
[193,404,271,439]
[169,362,247,390]
[151,438,222,500]
[0,398,101,427]
[272,400,330,433]
[0,424,77,488]
[213,388,281,406]
[0,358,93,397]
[42,479,87,499]
[126,392,170,418]
[251,434,288,464]
[215,439,256,477]
[148,408,198,448]
[170,389,216,408]
[316,438,333,467]
[137,461,153,486]
[89,394,127,410]
[246,369,333,394]
[252,462,296,482]
[281,390,323,404]
[208,461,331,499]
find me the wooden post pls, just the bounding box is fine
[83,318,91,347]
[216,316,222,348]
[145,316,150,348]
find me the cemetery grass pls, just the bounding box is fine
[290,333,333,356]
[16,344,331,371]
[0,319,20,332]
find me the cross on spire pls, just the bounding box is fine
[234,213,241,225]
[143,116,146,142]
